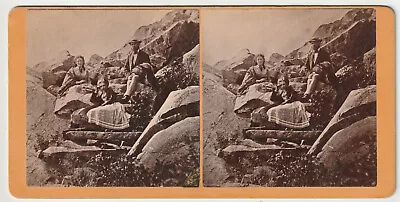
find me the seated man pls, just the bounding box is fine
[121,39,159,103]
[301,37,339,100]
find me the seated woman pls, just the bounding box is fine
[71,77,131,131]
[54,56,97,117]
[237,54,276,95]
[234,54,278,114]
[250,74,311,129]
[58,55,92,96]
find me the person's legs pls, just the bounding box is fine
[303,73,321,98]
[123,74,140,97]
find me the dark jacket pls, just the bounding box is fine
[304,48,338,87]
[123,50,159,91]
[123,50,151,72]
[304,48,331,71]
[270,86,297,105]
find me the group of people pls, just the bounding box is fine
[237,37,339,129]
[56,39,158,130]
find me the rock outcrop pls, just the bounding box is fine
[141,21,199,68]
[202,74,250,186]
[308,85,376,155]
[217,49,256,85]
[138,116,200,184]
[128,86,200,156]
[183,44,200,77]
[317,116,376,170]
[35,50,75,73]
[132,10,199,46]
[285,8,376,69]
[312,8,376,42]
[88,54,104,67]
[105,10,199,69]
[336,47,376,92]
[267,53,284,65]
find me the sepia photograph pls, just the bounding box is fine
[26,8,200,187]
[202,8,377,187]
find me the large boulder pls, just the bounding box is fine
[138,116,200,184]
[132,10,199,46]
[42,70,67,89]
[268,53,284,65]
[308,85,376,155]
[39,50,76,73]
[202,63,223,84]
[285,8,375,67]
[33,50,75,74]
[322,19,376,60]
[202,74,250,186]
[317,116,376,170]
[233,83,274,115]
[362,47,376,85]
[216,49,256,85]
[128,86,200,156]
[183,44,200,77]
[26,83,70,185]
[88,54,104,67]
[335,47,376,92]
[141,21,199,67]
[106,16,199,69]
[313,8,375,42]
[53,84,95,118]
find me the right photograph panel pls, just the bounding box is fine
[202,8,376,187]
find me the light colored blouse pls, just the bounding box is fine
[58,66,90,95]
[238,65,270,92]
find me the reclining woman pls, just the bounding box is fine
[71,77,131,131]
[234,54,278,114]
[250,74,311,129]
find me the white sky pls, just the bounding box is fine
[202,8,351,65]
[26,9,171,67]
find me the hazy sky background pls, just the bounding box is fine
[202,8,351,65]
[26,9,171,67]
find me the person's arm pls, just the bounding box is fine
[121,54,130,73]
[270,88,284,104]
[238,67,256,92]
[90,90,103,106]
[58,68,76,96]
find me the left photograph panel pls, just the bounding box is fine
[26,8,200,187]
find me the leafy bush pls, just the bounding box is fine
[225,146,376,187]
[44,152,199,187]
[126,86,157,131]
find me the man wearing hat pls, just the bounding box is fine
[301,37,338,100]
[121,39,158,102]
